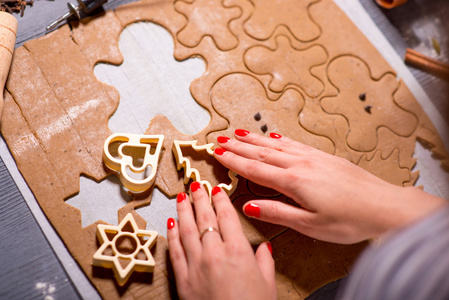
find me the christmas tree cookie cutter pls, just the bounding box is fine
[92,213,158,286]
[103,133,164,193]
[172,140,238,199]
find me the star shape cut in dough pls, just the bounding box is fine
[93,213,158,286]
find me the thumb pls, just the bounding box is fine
[242,200,314,229]
[255,242,276,299]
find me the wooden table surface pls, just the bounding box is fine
[0,0,447,299]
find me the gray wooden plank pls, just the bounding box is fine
[0,154,80,299]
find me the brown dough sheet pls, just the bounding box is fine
[1,0,448,299]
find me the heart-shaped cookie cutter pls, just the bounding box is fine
[103,133,164,193]
[172,140,238,200]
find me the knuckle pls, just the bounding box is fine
[297,157,317,169]
[180,225,198,238]
[226,240,246,256]
[216,207,234,223]
[299,144,314,152]
[264,202,280,220]
[282,171,308,192]
[203,250,223,268]
[274,142,290,152]
[294,213,317,231]
[170,247,184,262]
[256,146,272,161]
[197,213,214,226]
[284,171,302,185]
[244,160,260,178]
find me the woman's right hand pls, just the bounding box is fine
[214,129,446,244]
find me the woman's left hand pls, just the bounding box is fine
[167,182,276,300]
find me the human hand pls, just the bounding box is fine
[167,182,276,300]
[213,129,446,244]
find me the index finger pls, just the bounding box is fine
[214,148,291,194]
[233,129,318,156]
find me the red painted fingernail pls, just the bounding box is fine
[191,181,201,192]
[212,186,221,196]
[267,241,273,255]
[235,129,250,137]
[177,192,186,203]
[244,203,260,218]
[167,218,175,230]
[217,136,230,144]
[270,132,282,139]
[214,148,226,155]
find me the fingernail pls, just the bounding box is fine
[235,129,250,137]
[167,218,175,230]
[190,181,201,192]
[244,203,260,218]
[267,241,273,255]
[177,192,186,203]
[212,186,221,196]
[270,132,282,139]
[217,136,230,144]
[214,148,226,155]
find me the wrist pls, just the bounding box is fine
[401,186,446,220]
[379,186,447,235]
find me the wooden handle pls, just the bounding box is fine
[405,48,449,81]
[0,11,18,124]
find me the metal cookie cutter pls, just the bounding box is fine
[172,140,238,200]
[92,213,158,286]
[103,133,164,193]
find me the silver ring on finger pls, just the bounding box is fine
[199,226,220,240]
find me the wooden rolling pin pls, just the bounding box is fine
[0,11,18,124]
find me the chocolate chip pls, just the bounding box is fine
[364,105,372,114]
[261,124,268,133]
[359,93,366,101]
[254,112,261,121]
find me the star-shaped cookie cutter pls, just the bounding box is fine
[92,213,158,286]
[103,133,164,193]
[172,140,238,199]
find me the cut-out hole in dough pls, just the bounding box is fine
[108,140,127,160]
[116,234,138,255]
[121,145,147,168]
[414,141,449,198]
[66,176,177,236]
[136,188,177,237]
[102,245,114,257]
[135,249,148,261]
[94,22,210,135]
[65,175,131,227]
[124,165,153,181]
